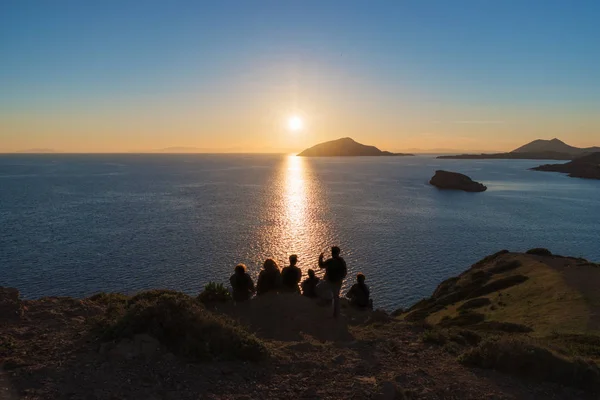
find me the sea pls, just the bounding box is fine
[1,154,599,311]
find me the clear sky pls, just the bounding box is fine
[1,0,599,153]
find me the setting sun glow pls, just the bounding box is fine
[287,116,304,132]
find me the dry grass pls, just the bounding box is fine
[459,336,600,390]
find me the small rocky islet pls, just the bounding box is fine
[429,170,487,192]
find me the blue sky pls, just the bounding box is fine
[1,0,599,152]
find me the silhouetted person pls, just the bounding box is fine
[301,269,320,298]
[281,254,302,293]
[229,264,255,302]
[346,273,372,309]
[256,258,282,295]
[318,246,347,318]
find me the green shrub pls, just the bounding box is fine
[474,321,533,333]
[549,333,600,358]
[467,275,528,298]
[88,292,129,306]
[526,248,553,256]
[421,329,448,345]
[458,298,491,311]
[439,311,485,327]
[129,289,189,305]
[102,291,266,362]
[459,337,600,390]
[197,282,232,304]
[489,260,522,274]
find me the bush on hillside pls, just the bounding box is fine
[474,321,533,333]
[526,248,553,256]
[102,291,267,362]
[439,311,485,327]
[467,275,529,298]
[489,260,522,274]
[88,292,129,305]
[198,282,232,304]
[457,298,492,311]
[459,337,600,390]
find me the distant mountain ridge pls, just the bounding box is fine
[438,138,600,160]
[15,148,58,153]
[298,137,413,157]
[512,138,600,156]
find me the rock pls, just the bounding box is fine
[133,333,160,357]
[331,354,346,365]
[391,308,404,317]
[367,309,392,324]
[429,170,487,192]
[108,339,135,361]
[301,388,318,398]
[378,381,403,400]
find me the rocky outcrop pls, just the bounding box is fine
[429,170,487,192]
[531,152,600,180]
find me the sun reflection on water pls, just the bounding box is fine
[273,155,329,275]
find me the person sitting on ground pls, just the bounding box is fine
[256,258,282,295]
[281,254,302,293]
[301,268,320,298]
[345,273,372,309]
[318,246,348,318]
[229,263,255,302]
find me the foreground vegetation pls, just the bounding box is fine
[90,287,267,362]
[2,249,600,399]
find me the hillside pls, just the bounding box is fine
[512,139,600,156]
[531,152,600,180]
[298,137,413,157]
[1,249,599,399]
[438,138,600,160]
[437,152,573,160]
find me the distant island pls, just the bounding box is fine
[532,152,600,180]
[437,138,600,160]
[14,148,59,154]
[298,137,414,157]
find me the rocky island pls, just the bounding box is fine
[429,170,487,192]
[1,249,600,399]
[298,137,413,157]
[437,138,600,160]
[531,152,600,180]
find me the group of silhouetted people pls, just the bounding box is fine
[229,246,372,318]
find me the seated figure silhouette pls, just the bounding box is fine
[256,258,282,295]
[301,269,320,298]
[229,263,255,302]
[281,254,302,293]
[346,273,372,309]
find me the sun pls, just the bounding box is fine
[287,115,304,132]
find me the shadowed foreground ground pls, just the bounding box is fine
[1,250,599,399]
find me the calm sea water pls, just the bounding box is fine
[1,154,599,310]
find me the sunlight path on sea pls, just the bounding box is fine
[274,155,331,276]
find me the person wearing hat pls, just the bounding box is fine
[281,254,302,293]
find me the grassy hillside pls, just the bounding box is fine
[402,249,600,389]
